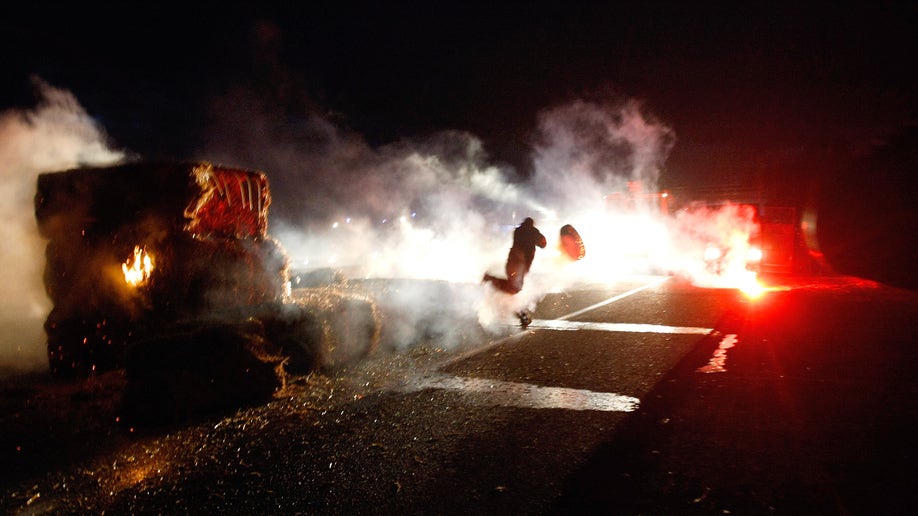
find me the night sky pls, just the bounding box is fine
[3,2,917,287]
[4,3,914,183]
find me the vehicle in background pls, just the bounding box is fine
[669,200,800,278]
[672,201,763,277]
[598,182,801,280]
[759,206,797,274]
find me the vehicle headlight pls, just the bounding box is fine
[704,245,722,262]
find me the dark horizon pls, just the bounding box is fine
[3,4,914,177]
[2,2,916,288]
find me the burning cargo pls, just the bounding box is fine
[34,161,379,422]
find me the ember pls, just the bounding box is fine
[122,245,153,286]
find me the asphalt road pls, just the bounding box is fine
[3,273,918,514]
[555,274,918,514]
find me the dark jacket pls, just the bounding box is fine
[509,218,547,274]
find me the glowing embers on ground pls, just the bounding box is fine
[401,372,640,412]
[122,245,154,286]
[696,333,738,373]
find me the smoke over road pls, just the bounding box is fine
[0,79,124,374]
[4,78,748,375]
[197,87,677,329]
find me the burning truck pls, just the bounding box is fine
[35,161,379,423]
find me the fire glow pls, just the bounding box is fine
[122,245,153,286]
[739,273,766,299]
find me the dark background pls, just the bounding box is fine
[2,2,916,287]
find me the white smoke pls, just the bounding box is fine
[531,97,675,207]
[0,78,124,375]
[0,77,683,370]
[525,97,677,286]
[198,89,678,334]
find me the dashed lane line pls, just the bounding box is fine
[402,276,707,412]
[526,320,712,334]
[399,372,641,412]
[440,275,673,368]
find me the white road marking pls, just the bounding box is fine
[413,276,691,412]
[526,320,713,334]
[555,276,670,321]
[401,372,641,412]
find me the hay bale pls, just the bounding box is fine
[34,161,288,378]
[286,288,381,370]
[341,278,484,352]
[121,319,286,426]
[35,161,271,240]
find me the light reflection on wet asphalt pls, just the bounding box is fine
[696,333,738,373]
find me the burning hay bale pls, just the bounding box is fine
[34,161,287,378]
[33,160,383,424]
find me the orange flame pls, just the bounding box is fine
[122,245,154,286]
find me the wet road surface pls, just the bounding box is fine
[556,275,918,514]
[3,273,918,514]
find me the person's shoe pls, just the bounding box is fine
[518,311,532,328]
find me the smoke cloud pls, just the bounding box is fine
[0,78,124,375]
[197,89,678,337]
[2,77,723,373]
